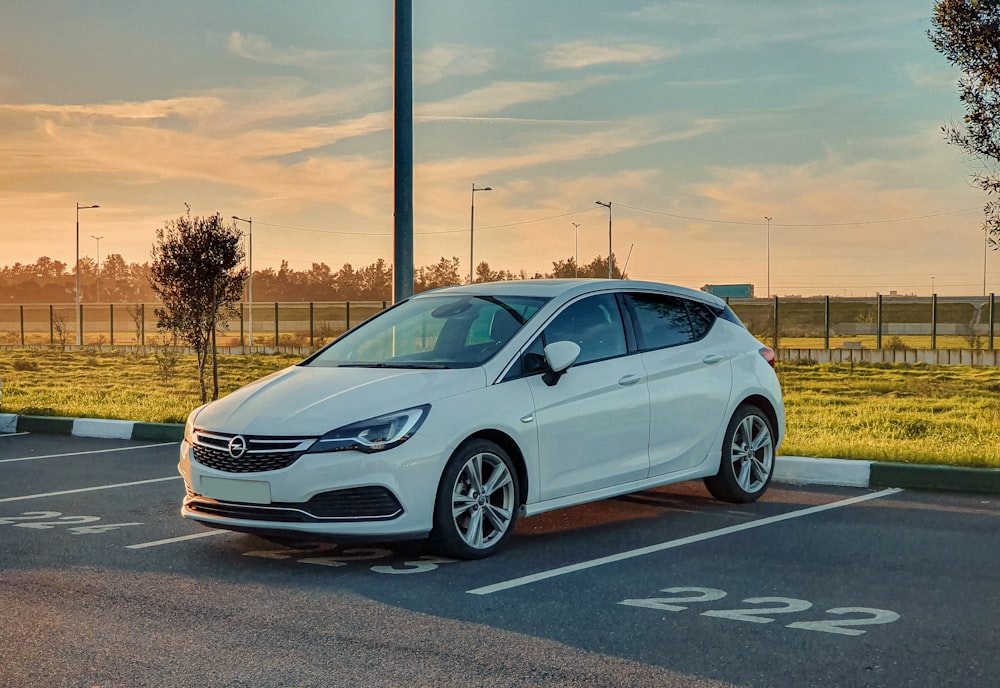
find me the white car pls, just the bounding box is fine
[179,279,784,558]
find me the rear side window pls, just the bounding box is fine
[626,293,716,350]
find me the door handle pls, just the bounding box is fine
[702,354,723,365]
[618,374,642,386]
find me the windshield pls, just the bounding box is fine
[305,294,550,369]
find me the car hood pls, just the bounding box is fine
[192,364,487,436]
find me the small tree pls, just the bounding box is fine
[149,209,246,403]
[929,1,1000,251]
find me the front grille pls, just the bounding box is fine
[191,430,315,473]
[186,486,404,522]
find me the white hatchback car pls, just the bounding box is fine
[179,279,784,558]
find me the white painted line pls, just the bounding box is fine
[126,530,228,549]
[467,488,903,596]
[0,442,178,464]
[0,476,182,502]
[0,432,30,437]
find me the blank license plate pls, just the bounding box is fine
[201,476,271,504]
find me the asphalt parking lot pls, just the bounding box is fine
[2,431,998,688]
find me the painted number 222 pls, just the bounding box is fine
[619,586,900,636]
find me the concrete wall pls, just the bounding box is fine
[779,348,1000,366]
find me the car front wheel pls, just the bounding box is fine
[704,405,775,503]
[430,439,519,559]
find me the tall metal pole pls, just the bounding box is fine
[470,183,491,283]
[75,203,99,345]
[393,0,414,302]
[596,201,612,278]
[765,216,773,297]
[232,216,253,348]
[91,234,104,302]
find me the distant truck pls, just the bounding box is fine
[701,283,754,299]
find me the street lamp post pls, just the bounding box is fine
[572,222,581,277]
[91,235,104,303]
[595,201,612,278]
[232,216,253,348]
[764,216,773,297]
[470,183,491,283]
[75,203,99,345]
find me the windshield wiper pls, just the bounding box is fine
[337,362,448,369]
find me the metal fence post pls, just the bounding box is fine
[772,295,779,350]
[990,293,995,351]
[239,302,245,349]
[824,295,830,350]
[141,303,146,348]
[109,304,114,346]
[19,305,24,346]
[309,302,314,349]
[876,294,883,349]
[49,305,54,345]
[931,294,938,350]
[346,301,351,331]
[274,302,279,348]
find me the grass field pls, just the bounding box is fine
[0,349,998,468]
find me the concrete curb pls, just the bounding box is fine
[0,413,184,442]
[2,413,999,495]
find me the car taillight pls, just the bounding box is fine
[758,346,776,368]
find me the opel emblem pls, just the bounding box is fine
[228,435,248,459]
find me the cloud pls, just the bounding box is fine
[626,1,927,54]
[0,97,224,121]
[415,45,495,84]
[227,32,346,69]
[419,76,613,118]
[543,41,677,70]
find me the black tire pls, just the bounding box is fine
[704,405,775,503]
[430,439,520,559]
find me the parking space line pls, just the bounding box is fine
[0,476,181,502]
[126,531,228,549]
[467,488,903,596]
[0,442,178,464]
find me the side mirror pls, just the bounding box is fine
[541,341,581,386]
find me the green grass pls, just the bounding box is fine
[0,349,302,424]
[778,361,1000,468]
[1,350,998,469]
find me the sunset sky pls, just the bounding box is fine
[1,0,996,297]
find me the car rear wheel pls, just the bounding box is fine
[430,439,519,559]
[704,405,775,503]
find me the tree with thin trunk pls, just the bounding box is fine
[930,0,1000,251]
[149,208,246,403]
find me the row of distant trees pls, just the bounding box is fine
[0,253,622,304]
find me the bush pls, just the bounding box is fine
[886,336,909,351]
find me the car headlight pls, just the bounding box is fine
[184,404,207,445]
[308,405,430,454]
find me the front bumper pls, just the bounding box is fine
[178,432,445,539]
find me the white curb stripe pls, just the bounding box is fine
[73,418,136,440]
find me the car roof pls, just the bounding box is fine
[414,278,726,309]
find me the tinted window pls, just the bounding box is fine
[627,293,716,350]
[543,293,627,365]
[506,293,627,380]
[687,301,716,340]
